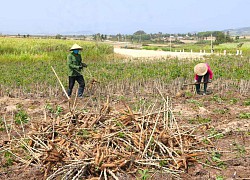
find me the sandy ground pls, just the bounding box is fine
[114,47,210,59]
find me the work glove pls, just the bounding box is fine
[81,63,87,68]
[208,79,212,83]
[194,80,198,84]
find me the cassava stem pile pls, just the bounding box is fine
[2,95,213,180]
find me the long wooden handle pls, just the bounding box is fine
[183,81,211,86]
[51,66,70,100]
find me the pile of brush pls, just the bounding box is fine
[2,94,211,180]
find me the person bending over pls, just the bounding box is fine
[194,63,213,95]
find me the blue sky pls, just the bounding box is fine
[0,0,249,35]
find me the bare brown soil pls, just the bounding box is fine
[0,89,250,179]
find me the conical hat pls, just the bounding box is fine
[70,44,83,51]
[194,63,208,76]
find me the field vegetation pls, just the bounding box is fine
[143,41,250,55]
[0,37,250,179]
[0,37,249,97]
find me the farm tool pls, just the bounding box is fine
[182,81,211,87]
[51,66,70,100]
[51,66,100,125]
[177,81,212,97]
[51,66,82,125]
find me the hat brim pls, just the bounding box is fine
[70,44,83,51]
[194,63,208,76]
[70,48,82,51]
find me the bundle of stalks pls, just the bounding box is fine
[2,93,213,180]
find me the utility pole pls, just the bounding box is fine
[169,35,172,52]
[211,33,213,53]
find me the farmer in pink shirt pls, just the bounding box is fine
[194,63,213,95]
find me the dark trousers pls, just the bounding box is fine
[195,73,209,93]
[67,75,85,97]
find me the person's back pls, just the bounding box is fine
[194,63,213,95]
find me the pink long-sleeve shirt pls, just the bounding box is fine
[195,63,213,80]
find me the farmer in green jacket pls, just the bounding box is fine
[67,44,87,98]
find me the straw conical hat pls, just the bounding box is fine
[70,44,83,51]
[194,63,208,76]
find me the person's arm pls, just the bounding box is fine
[81,62,87,67]
[194,74,199,81]
[78,54,87,68]
[206,64,213,79]
[67,54,80,69]
[194,74,199,83]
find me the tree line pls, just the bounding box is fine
[92,30,234,45]
[8,30,235,45]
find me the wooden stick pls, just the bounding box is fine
[72,87,78,112]
[183,81,211,86]
[51,66,70,100]
[142,111,160,157]
[72,165,86,180]
[99,170,103,180]
[2,115,11,141]
[104,168,108,180]
[107,169,119,180]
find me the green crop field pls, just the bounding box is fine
[0,37,249,97]
[143,41,250,56]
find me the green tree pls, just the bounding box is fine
[225,31,233,42]
[133,30,146,35]
[214,31,233,45]
[94,33,101,41]
[55,34,62,39]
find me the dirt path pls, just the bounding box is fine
[114,47,210,59]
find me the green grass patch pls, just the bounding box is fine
[243,100,250,106]
[3,151,14,167]
[189,117,211,124]
[238,113,250,119]
[186,99,203,107]
[14,108,29,125]
[213,108,229,114]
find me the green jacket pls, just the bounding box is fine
[67,52,83,76]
